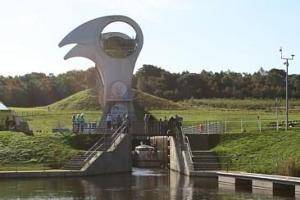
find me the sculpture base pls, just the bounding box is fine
[99,101,136,128]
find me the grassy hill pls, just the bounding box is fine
[48,89,102,111]
[132,89,183,110]
[48,88,183,111]
[214,130,300,176]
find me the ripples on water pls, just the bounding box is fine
[0,168,295,200]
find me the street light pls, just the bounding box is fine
[279,47,295,131]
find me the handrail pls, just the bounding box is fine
[82,124,126,166]
[110,125,127,148]
[184,135,194,171]
[84,137,105,156]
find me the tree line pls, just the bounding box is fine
[0,64,299,107]
[133,65,300,101]
[0,68,99,107]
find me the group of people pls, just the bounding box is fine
[72,112,183,135]
[144,114,183,135]
[105,113,130,132]
[72,113,85,133]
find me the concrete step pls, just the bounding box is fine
[64,166,82,170]
[194,165,220,170]
[191,150,220,171]
[193,162,220,171]
[194,167,220,171]
[64,164,83,168]
[65,160,84,164]
[192,157,219,163]
[192,151,217,156]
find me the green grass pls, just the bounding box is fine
[48,89,102,111]
[4,89,300,175]
[213,130,300,176]
[10,89,183,132]
[0,131,78,170]
[20,89,183,112]
[150,108,300,123]
[11,107,102,133]
[133,89,183,110]
[182,98,300,110]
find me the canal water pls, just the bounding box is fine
[0,168,295,200]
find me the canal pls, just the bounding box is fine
[0,168,295,199]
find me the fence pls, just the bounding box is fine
[183,119,300,134]
[182,121,223,134]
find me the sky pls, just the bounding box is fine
[0,0,299,76]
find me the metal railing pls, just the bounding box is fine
[184,135,194,171]
[82,124,126,166]
[182,119,300,134]
[182,121,223,134]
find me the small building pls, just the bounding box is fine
[0,102,11,130]
[0,102,10,111]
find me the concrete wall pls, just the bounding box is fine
[169,137,190,175]
[186,134,220,151]
[85,133,132,175]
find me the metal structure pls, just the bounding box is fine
[59,15,143,122]
[279,47,295,131]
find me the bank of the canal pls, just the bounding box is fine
[213,130,300,176]
[0,168,295,200]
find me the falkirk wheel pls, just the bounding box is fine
[59,15,143,122]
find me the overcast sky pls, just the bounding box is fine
[0,0,299,76]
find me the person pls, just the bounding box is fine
[122,114,130,133]
[5,116,9,130]
[144,114,149,134]
[148,114,154,133]
[158,118,163,135]
[116,114,122,128]
[168,116,175,131]
[126,114,131,133]
[175,114,183,129]
[75,114,80,133]
[72,114,76,133]
[112,115,117,129]
[106,113,112,130]
[80,113,85,132]
[11,115,16,130]
[163,116,168,135]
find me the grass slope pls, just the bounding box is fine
[0,131,78,170]
[214,130,300,176]
[48,89,183,111]
[133,89,183,110]
[49,89,101,111]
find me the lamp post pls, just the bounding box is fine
[279,47,295,131]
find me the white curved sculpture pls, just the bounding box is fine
[59,15,143,118]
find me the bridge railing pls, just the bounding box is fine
[130,121,171,136]
[182,119,300,134]
[82,124,127,166]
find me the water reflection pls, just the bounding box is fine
[0,168,295,200]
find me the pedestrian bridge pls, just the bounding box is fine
[73,120,176,137]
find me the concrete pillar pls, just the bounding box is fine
[252,180,273,195]
[218,176,236,185]
[218,182,236,192]
[218,176,236,192]
[295,185,300,199]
